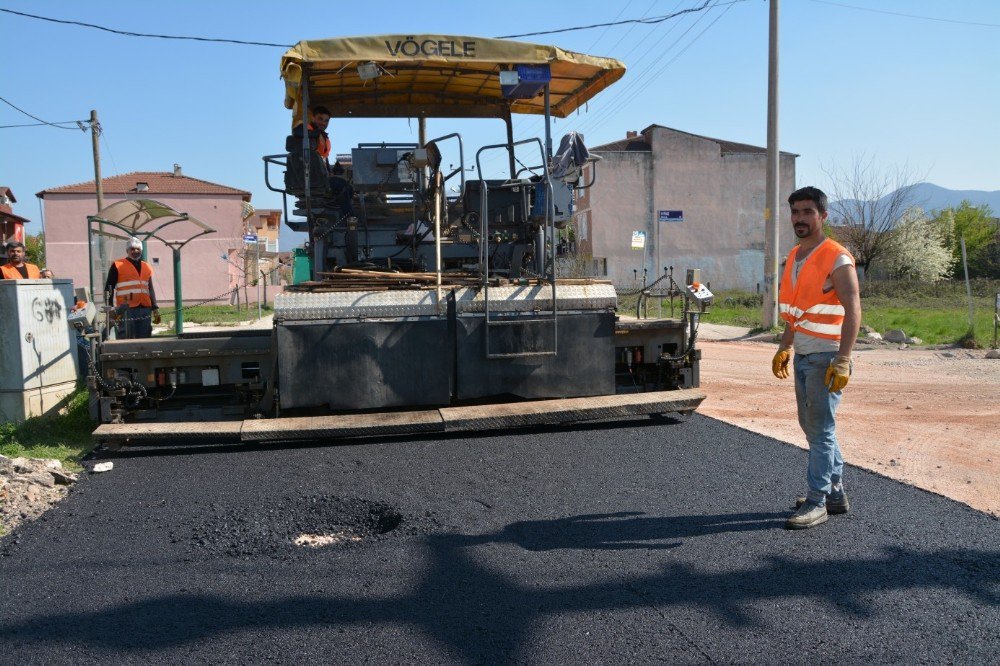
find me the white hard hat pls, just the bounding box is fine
[127,237,143,249]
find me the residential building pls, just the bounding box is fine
[0,187,30,246]
[226,208,283,308]
[38,166,253,303]
[575,125,798,291]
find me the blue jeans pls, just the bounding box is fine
[119,306,152,339]
[794,351,844,505]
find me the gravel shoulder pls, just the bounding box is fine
[697,333,1000,516]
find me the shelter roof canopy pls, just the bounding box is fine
[90,199,214,247]
[280,35,625,120]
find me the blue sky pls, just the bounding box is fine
[2,0,998,246]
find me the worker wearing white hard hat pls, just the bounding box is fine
[104,237,160,338]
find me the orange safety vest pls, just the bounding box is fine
[309,122,331,159]
[1,262,40,279]
[778,239,854,341]
[113,258,153,307]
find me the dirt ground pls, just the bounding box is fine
[696,332,999,517]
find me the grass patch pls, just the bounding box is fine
[160,304,274,327]
[0,388,94,470]
[618,290,768,329]
[615,282,1000,347]
[701,291,767,329]
[861,304,994,346]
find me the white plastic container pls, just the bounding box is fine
[0,278,79,422]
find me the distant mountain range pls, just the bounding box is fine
[906,182,1000,213]
[830,183,999,225]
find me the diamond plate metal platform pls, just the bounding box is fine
[273,283,618,320]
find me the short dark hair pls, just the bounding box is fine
[312,105,331,116]
[787,186,828,215]
[6,240,25,251]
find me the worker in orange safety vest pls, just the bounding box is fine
[772,186,861,531]
[104,236,159,339]
[292,105,332,163]
[1,241,41,279]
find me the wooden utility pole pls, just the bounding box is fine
[763,0,780,328]
[90,110,104,212]
[90,109,107,304]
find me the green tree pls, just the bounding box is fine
[24,233,45,266]
[933,201,995,277]
[969,222,1000,278]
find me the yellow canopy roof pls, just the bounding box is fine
[280,35,625,120]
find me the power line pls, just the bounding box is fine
[572,1,731,140]
[808,0,1000,28]
[0,95,86,130]
[492,0,683,163]
[584,0,635,52]
[498,0,718,39]
[0,120,86,129]
[0,8,294,47]
[1,4,748,46]
[101,128,120,176]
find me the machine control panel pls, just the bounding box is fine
[686,282,714,304]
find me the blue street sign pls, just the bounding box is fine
[243,234,258,243]
[659,210,684,222]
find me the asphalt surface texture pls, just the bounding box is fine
[2,414,998,664]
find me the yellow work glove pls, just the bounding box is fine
[772,347,791,379]
[825,355,851,392]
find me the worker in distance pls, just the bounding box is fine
[104,236,160,339]
[1,241,41,279]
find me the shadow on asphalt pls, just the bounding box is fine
[454,511,784,550]
[3,522,998,660]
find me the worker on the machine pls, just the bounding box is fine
[104,236,160,339]
[1,241,41,279]
[292,104,332,167]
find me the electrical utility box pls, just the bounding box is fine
[0,279,79,422]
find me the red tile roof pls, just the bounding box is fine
[0,210,30,225]
[37,172,251,200]
[592,125,798,157]
[591,135,651,152]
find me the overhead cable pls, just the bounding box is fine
[0,95,86,131]
[0,7,294,47]
[1,3,747,47]
[497,0,744,38]
[808,0,1000,29]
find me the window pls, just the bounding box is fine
[152,257,160,265]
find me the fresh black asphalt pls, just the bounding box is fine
[1,414,998,664]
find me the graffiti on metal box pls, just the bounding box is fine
[32,297,64,324]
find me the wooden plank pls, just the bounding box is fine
[240,410,445,442]
[93,421,243,443]
[439,389,705,432]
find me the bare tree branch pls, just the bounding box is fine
[821,154,928,275]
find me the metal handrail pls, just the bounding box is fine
[474,138,557,359]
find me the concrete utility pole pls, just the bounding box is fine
[763,0,780,329]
